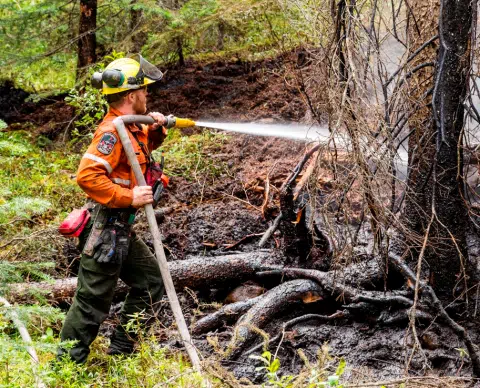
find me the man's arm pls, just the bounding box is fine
[76,129,133,208]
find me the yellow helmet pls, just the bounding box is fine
[91,55,163,95]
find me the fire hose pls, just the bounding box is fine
[112,115,202,372]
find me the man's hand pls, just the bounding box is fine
[131,185,154,208]
[148,112,168,136]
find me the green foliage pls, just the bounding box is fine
[250,351,294,387]
[0,327,214,387]
[0,120,7,130]
[0,130,82,270]
[1,0,310,92]
[249,346,347,387]
[0,262,53,292]
[154,128,229,180]
[0,197,51,224]
[65,51,125,136]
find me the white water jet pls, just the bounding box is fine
[195,121,409,181]
[195,121,330,142]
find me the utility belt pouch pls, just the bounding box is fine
[58,209,91,237]
[82,205,109,256]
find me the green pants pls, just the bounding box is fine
[59,230,165,363]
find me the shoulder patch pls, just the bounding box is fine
[97,132,117,155]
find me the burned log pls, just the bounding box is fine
[7,251,273,304]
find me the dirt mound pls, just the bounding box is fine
[149,55,307,123]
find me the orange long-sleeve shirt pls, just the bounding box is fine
[76,108,166,208]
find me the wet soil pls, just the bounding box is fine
[5,53,478,383]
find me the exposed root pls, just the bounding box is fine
[192,296,264,335]
[244,310,347,356]
[227,279,325,359]
[389,251,480,377]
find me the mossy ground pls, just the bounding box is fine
[0,125,231,387]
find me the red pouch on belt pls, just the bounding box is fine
[58,209,91,237]
[146,162,169,188]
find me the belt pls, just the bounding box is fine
[108,208,137,224]
[87,201,137,225]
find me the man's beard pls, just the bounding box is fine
[133,99,147,114]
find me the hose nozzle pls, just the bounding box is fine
[165,115,196,129]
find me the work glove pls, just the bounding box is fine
[92,224,131,264]
[93,228,117,263]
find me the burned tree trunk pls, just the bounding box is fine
[279,145,323,260]
[76,0,97,81]
[7,252,273,304]
[401,0,473,297]
[429,0,473,295]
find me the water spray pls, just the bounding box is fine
[166,116,331,142]
[167,116,408,180]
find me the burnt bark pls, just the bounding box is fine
[279,145,321,259]
[428,0,472,295]
[401,0,473,297]
[76,0,97,81]
[7,251,273,304]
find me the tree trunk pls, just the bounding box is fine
[401,0,473,297]
[217,21,225,51]
[401,0,439,276]
[76,0,97,81]
[130,0,147,53]
[176,37,185,67]
[430,0,473,295]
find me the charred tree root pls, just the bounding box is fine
[192,296,264,335]
[389,252,480,377]
[244,311,347,356]
[227,279,326,359]
[224,263,404,359]
[192,259,384,338]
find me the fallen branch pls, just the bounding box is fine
[258,213,283,247]
[343,376,474,388]
[224,233,264,250]
[7,251,274,304]
[0,297,46,388]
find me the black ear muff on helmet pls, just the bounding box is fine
[91,69,125,89]
[91,55,163,91]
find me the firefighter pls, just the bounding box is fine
[59,56,167,363]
